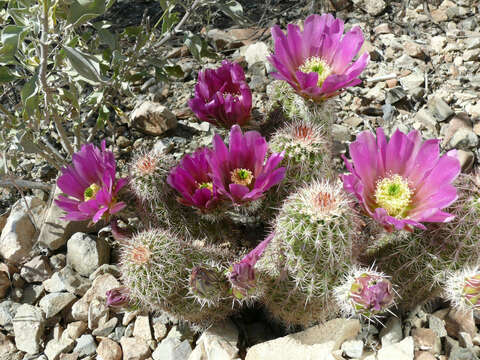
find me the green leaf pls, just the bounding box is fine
[184,32,204,60]
[0,66,17,82]
[163,64,184,78]
[67,0,107,27]
[20,74,39,118]
[96,105,109,129]
[216,0,247,25]
[0,25,26,61]
[63,45,109,84]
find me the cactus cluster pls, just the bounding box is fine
[56,12,480,330]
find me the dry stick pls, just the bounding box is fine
[0,176,53,192]
[156,0,202,47]
[39,1,74,157]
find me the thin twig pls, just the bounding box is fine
[366,73,397,83]
[39,1,74,156]
[157,0,202,47]
[0,176,53,192]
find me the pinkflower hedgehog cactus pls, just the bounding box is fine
[342,128,461,231]
[55,140,128,224]
[268,14,369,102]
[207,125,286,205]
[167,148,220,213]
[188,60,252,128]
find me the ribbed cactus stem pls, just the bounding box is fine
[273,180,360,299]
[129,149,176,204]
[119,229,235,324]
[335,267,395,322]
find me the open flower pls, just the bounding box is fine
[207,125,286,205]
[228,233,273,299]
[167,148,220,212]
[445,267,480,311]
[341,128,460,231]
[268,13,369,102]
[55,140,128,224]
[188,60,252,128]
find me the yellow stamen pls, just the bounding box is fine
[230,168,253,186]
[299,56,332,87]
[84,183,101,201]
[197,182,213,191]
[374,174,413,218]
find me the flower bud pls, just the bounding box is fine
[106,287,131,308]
[190,266,228,299]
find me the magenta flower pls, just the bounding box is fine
[207,125,286,205]
[55,141,128,224]
[348,272,394,316]
[341,128,460,231]
[106,286,131,308]
[228,233,273,299]
[268,14,369,102]
[167,148,220,212]
[188,60,252,128]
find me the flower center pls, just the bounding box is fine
[314,191,337,213]
[299,57,332,87]
[230,168,253,186]
[130,245,151,265]
[293,125,315,144]
[136,155,157,175]
[197,182,213,191]
[84,183,101,201]
[374,174,413,218]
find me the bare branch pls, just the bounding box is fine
[157,0,202,47]
[0,176,53,192]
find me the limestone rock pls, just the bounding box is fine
[133,315,152,342]
[0,332,16,356]
[13,304,46,354]
[131,102,177,136]
[37,186,92,251]
[97,338,122,360]
[0,301,21,331]
[153,338,192,360]
[21,256,53,283]
[66,233,110,277]
[39,292,77,318]
[377,336,414,360]
[44,338,75,360]
[43,266,91,296]
[0,197,45,264]
[245,318,360,360]
[120,337,151,360]
[73,334,96,356]
[71,274,119,321]
[188,320,239,360]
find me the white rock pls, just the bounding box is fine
[44,338,74,360]
[430,36,447,53]
[0,197,45,264]
[240,42,269,68]
[43,266,91,296]
[88,298,108,330]
[92,317,118,337]
[245,318,360,360]
[341,339,363,358]
[377,336,414,360]
[133,315,152,341]
[97,338,122,360]
[0,301,20,331]
[120,337,151,360]
[21,255,53,283]
[67,232,110,277]
[400,70,424,93]
[380,317,403,346]
[13,304,46,354]
[37,185,93,250]
[365,0,386,15]
[188,320,239,360]
[71,274,119,321]
[153,338,192,360]
[130,101,177,136]
[73,334,97,356]
[39,292,76,318]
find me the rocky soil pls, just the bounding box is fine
[1,0,480,359]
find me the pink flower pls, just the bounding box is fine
[341,128,461,231]
[207,125,286,205]
[55,141,128,224]
[188,60,252,128]
[167,148,220,212]
[228,233,273,299]
[268,14,369,102]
